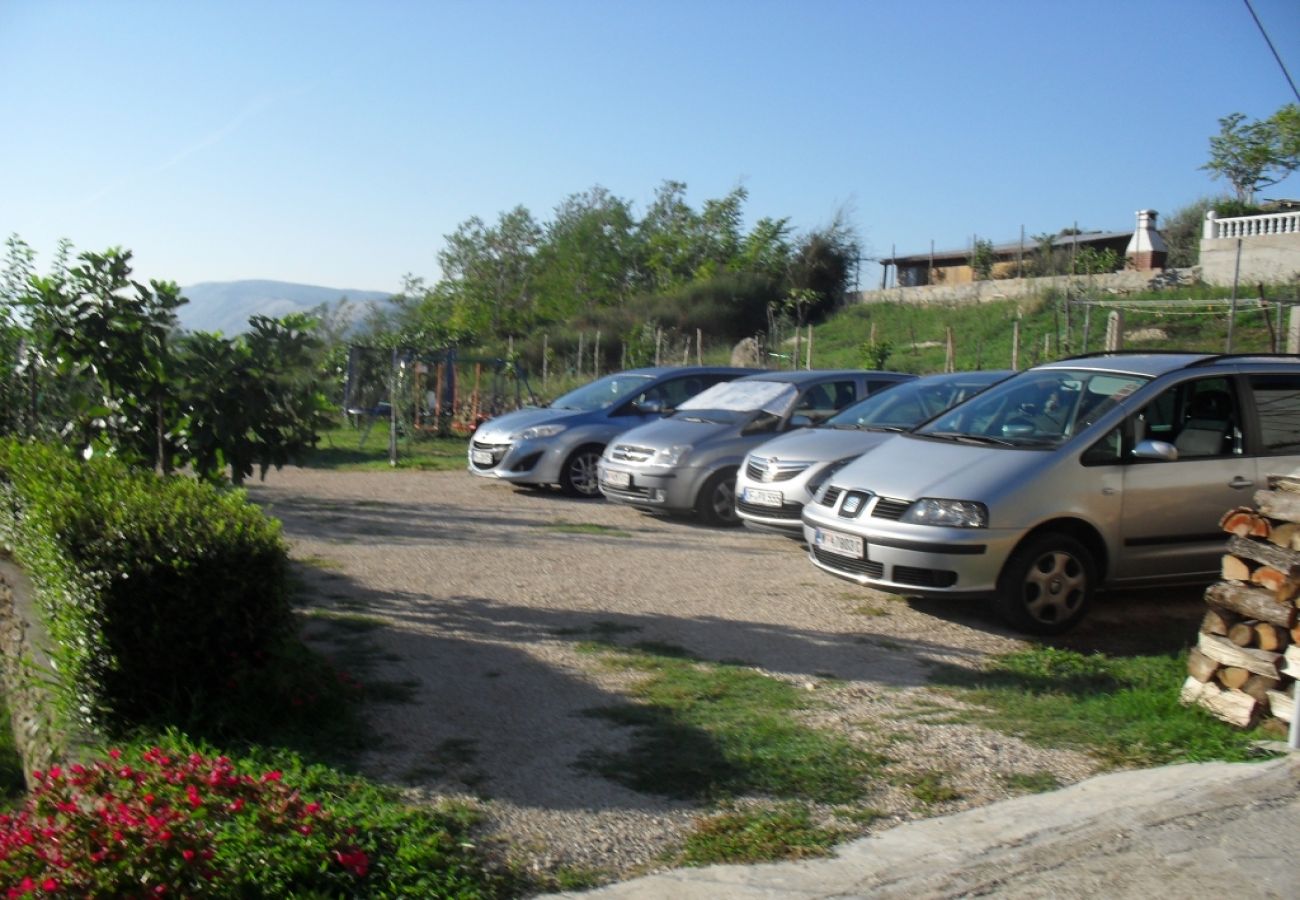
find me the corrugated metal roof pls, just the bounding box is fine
[882,231,1134,265]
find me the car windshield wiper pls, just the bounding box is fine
[923,431,1017,447]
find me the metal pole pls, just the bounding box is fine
[388,349,399,467]
[1226,238,1242,352]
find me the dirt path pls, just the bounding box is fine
[245,467,1204,881]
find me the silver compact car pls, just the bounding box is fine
[598,369,912,524]
[803,352,1300,634]
[468,366,756,496]
[737,370,1011,533]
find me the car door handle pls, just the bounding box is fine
[1229,476,1254,490]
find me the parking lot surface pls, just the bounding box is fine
[246,467,1212,882]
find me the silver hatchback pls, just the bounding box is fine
[737,370,1011,533]
[802,352,1300,633]
[598,369,912,524]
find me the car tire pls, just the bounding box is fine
[993,532,1096,634]
[559,445,604,498]
[695,468,740,526]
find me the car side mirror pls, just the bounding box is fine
[1133,439,1178,461]
[790,414,814,429]
[637,399,664,415]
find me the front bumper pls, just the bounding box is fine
[734,477,812,533]
[597,460,699,513]
[467,436,566,486]
[801,508,1020,598]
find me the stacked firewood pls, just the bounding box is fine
[1180,474,1300,729]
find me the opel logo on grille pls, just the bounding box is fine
[763,457,779,483]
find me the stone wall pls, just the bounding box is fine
[1200,235,1300,287]
[846,269,1189,307]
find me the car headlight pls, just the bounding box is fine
[651,444,691,467]
[807,456,857,493]
[901,499,988,528]
[511,423,567,441]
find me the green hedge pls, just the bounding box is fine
[0,440,292,737]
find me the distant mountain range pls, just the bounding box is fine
[176,280,394,335]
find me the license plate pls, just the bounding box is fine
[603,470,631,488]
[471,449,494,465]
[743,487,783,508]
[815,528,864,558]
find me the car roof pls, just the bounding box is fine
[914,369,1015,384]
[1036,352,1300,379]
[733,369,909,385]
[620,365,765,377]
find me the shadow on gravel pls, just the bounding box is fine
[289,558,993,813]
[904,585,1207,658]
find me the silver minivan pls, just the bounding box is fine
[737,370,1011,533]
[802,352,1300,633]
[598,369,912,524]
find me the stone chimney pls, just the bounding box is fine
[1125,209,1168,270]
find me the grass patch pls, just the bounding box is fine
[538,521,633,538]
[1001,771,1063,794]
[904,770,963,805]
[304,425,470,472]
[928,646,1263,768]
[576,644,890,804]
[676,804,843,865]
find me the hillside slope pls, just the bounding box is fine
[178,280,393,335]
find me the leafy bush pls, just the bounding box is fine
[0,739,508,897]
[0,440,293,738]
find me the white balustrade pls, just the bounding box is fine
[1204,209,1300,239]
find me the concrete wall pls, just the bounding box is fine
[847,269,1183,307]
[1199,234,1300,287]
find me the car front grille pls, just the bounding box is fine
[608,444,655,463]
[871,497,912,520]
[893,566,958,588]
[819,486,843,508]
[812,546,884,578]
[736,499,803,520]
[745,456,810,483]
[470,440,509,471]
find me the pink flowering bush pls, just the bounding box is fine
[0,746,375,897]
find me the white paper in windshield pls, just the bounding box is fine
[678,381,797,416]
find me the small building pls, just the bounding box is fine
[881,210,1165,288]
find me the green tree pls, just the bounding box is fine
[969,238,996,281]
[1203,105,1300,203]
[22,247,184,467]
[536,186,639,318]
[437,206,542,340]
[175,314,333,485]
[787,211,861,319]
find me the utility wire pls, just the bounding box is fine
[1242,0,1300,103]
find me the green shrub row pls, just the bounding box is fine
[0,440,293,739]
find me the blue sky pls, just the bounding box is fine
[2,0,1297,294]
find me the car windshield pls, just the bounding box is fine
[548,373,654,411]
[916,368,1148,448]
[676,380,798,419]
[826,372,1009,430]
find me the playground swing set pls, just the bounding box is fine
[343,346,537,464]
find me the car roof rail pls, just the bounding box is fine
[1185,352,1300,367]
[1059,350,1205,361]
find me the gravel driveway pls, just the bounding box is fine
[245,467,1202,883]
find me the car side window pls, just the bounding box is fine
[1248,373,1300,455]
[797,381,857,422]
[1135,376,1242,459]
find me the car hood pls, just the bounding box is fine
[831,433,1056,500]
[749,427,897,463]
[473,406,587,442]
[614,415,736,450]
